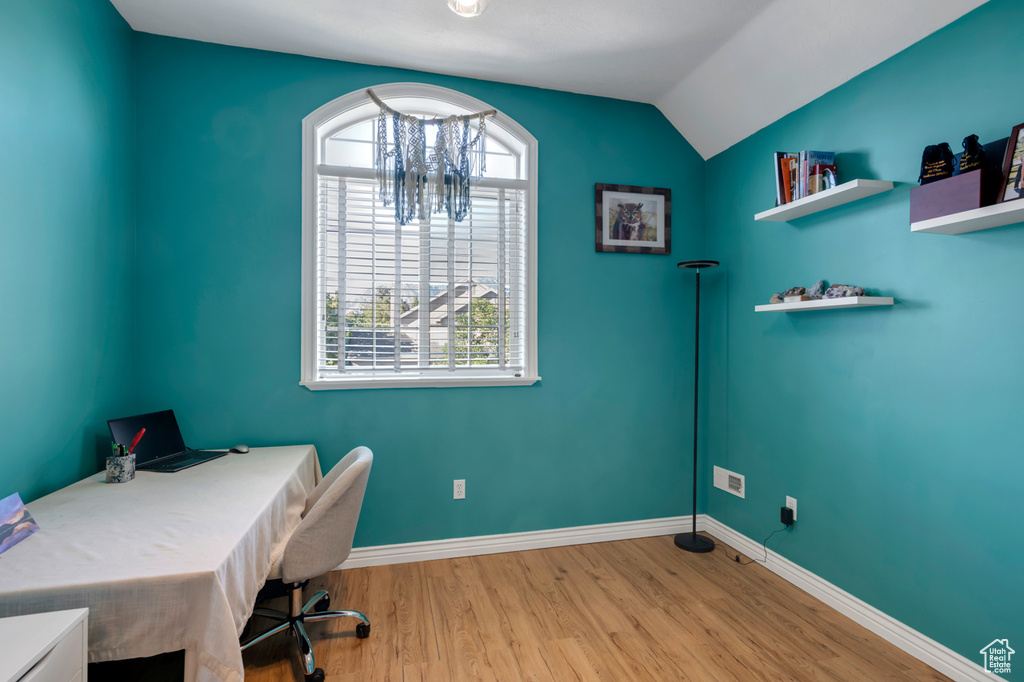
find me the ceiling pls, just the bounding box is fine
[109,0,988,159]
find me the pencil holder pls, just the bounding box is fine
[106,453,136,483]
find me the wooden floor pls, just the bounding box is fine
[242,533,949,681]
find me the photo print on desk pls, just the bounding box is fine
[0,493,39,554]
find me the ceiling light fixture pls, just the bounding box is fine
[447,0,488,18]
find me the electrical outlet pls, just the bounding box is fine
[454,479,466,500]
[785,496,797,521]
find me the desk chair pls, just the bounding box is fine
[241,447,373,682]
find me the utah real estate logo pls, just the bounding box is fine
[980,638,1014,675]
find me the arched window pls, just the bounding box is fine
[300,83,538,389]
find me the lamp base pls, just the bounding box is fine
[674,532,715,553]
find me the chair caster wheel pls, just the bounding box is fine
[355,622,370,639]
[314,594,330,612]
[305,668,325,682]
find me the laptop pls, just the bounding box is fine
[107,409,229,472]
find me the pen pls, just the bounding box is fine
[128,428,146,454]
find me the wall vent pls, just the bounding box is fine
[713,466,745,499]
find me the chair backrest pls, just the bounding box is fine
[280,446,372,584]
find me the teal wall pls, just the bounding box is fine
[5,1,1019,673]
[130,35,708,547]
[703,0,1023,672]
[0,0,135,501]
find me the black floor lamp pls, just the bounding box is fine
[675,259,719,554]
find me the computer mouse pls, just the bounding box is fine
[229,445,250,454]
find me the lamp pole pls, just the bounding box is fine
[675,260,719,553]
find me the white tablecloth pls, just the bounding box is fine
[0,445,321,682]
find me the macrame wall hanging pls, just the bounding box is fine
[368,89,494,225]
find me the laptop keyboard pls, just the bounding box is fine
[166,449,205,464]
[146,449,226,471]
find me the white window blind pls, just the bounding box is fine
[300,84,538,390]
[315,172,526,378]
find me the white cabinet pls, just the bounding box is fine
[0,609,88,682]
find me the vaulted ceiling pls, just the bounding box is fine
[109,0,988,159]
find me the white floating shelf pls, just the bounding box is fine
[911,199,1024,234]
[755,296,894,313]
[755,179,894,222]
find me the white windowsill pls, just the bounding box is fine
[300,375,541,390]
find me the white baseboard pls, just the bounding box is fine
[702,517,991,682]
[343,514,705,569]
[342,514,990,681]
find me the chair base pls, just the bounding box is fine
[241,583,370,680]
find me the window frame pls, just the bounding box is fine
[300,82,539,390]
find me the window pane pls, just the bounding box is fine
[325,138,374,167]
[325,119,519,179]
[309,90,533,387]
[482,151,517,180]
[333,119,374,142]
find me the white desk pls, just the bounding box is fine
[0,446,321,682]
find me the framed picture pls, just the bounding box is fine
[594,184,671,254]
[997,123,1024,203]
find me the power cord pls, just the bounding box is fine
[728,525,788,566]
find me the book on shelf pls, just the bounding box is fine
[773,152,785,205]
[782,157,797,203]
[773,150,835,203]
[796,153,805,199]
[775,152,799,204]
[802,151,834,198]
[809,163,837,193]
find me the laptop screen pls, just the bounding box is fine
[108,410,186,465]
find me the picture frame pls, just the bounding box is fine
[594,184,671,254]
[997,122,1024,203]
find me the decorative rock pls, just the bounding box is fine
[807,280,827,300]
[824,284,857,299]
[853,286,865,296]
[770,293,784,304]
[784,286,806,297]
